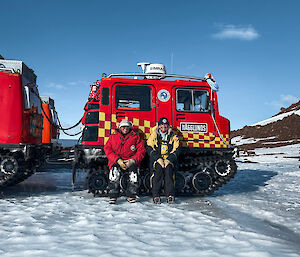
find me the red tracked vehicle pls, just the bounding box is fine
[0,58,59,187]
[73,63,237,196]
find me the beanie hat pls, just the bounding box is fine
[118,119,133,129]
[158,117,170,126]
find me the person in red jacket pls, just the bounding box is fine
[104,119,146,204]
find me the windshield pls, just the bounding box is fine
[176,89,209,112]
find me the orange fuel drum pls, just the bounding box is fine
[41,97,59,143]
[42,102,51,143]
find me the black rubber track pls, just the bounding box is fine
[0,152,38,188]
[85,154,237,197]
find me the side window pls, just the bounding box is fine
[24,86,31,109]
[51,109,58,124]
[115,85,152,111]
[102,88,109,105]
[176,89,209,112]
[193,90,209,111]
[85,111,99,124]
[24,85,42,113]
[49,99,58,124]
[82,126,98,141]
[177,89,192,111]
[87,103,99,110]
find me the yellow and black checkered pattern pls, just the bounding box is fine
[98,112,229,148]
[98,112,155,145]
[175,129,230,148]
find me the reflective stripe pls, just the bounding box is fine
[150,173,155,188]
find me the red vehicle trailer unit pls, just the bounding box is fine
[0,72,24,144]
[0,59,57,187]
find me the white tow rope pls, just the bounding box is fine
[205,74,233,148]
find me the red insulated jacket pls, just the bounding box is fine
[104,130,146,169]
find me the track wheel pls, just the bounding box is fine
[175,172,186,192]
[0,156,19,185]
[87,171,108,193]
[120,173,129,191]
[192,172,212,192]
[214,160,231,177]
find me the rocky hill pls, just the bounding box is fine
[231,101,300,163]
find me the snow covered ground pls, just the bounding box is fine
[0,149,299,257]
[231,136,276,146]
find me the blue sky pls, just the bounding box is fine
[1,0,299,138]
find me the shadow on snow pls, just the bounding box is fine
[0,169,87,198]
[0,168,278,199]
[213,168,278,196]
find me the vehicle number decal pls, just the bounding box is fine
[180,122,207,133]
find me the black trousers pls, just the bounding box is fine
[151,162,175,197]
[108,163,139,198]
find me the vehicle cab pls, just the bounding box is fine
[81,63,230,150]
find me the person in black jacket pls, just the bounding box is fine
[147,117,180,204]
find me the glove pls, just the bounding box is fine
[124,159,135,168]
[117,159,127,170]
[156,158,165,168]
[164,159,172,167]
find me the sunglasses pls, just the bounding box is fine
[120,126,130,129]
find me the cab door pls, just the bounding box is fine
[171,86,214,148]
[112,83,157,140]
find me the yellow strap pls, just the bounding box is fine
[160,141,168,159]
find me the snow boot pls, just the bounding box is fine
[109,197,117,204]
[166,196,175,204]
[153,197,161,204]
[127,197,137,203]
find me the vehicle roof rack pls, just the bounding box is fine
[107,73,206,82]
[0,67,15,73]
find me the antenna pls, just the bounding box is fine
[137,62,150,73]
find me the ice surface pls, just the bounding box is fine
[0,152,299,256]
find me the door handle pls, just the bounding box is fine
[116,111,126,118]
[176,113,185,120]
[153,102,159,108]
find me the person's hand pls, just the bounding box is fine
[164,159,172,167]
[117,159,127,170]
[157,158,165,168]
[124,159,135,168]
